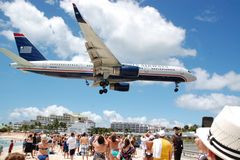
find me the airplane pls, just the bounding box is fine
[0,3,196,94]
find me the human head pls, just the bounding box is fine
[196,106,240,160]
[149,135,155,140]
[123,138,130,148]
[111,134,117,142]
[5,152,25,160]
[97,135,105,145]
[41,134,48,143]
[71,132,75,137]
[173,126,181,135]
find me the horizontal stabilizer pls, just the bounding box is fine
[0,48,33,66]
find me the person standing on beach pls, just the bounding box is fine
[37,134,49,160]
[8,140,14,154]
[63,137,69,159]
[92,135,108,160]
[67,132,76,160]
[80,132,89,160]
[108,133,120,160]
[33,133,37,156]
[76,134,81,154]
[25,134,34,158]
[172,127,183,160]
[152,130,173,160]
[0,144,3,156]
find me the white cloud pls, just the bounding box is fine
[80,111,103,123]
[60,0,197,65]
[0,30,14,41]
[176,93,240,111]
[9,105,73,121]
[45,0,57,5]
[149,118,184,128]
[0,0,89,62]
[0,18,11,29]
[9,106,184,128]
[189,68,240,91]
[195,9,218,23]
[103,110,124,123]
[102,110,181,128]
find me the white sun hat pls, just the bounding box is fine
[196,106,240,160]
[157,130,165,137]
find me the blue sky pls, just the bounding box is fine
[0,0,240,128]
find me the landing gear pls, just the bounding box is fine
[99,88,108,94]
[174,82,179,92]
[99,79,109,94]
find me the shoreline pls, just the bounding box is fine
[0,132,28,140]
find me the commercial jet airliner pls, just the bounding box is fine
[0,3,196,94]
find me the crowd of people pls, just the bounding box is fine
[3,106,240,160]
[3,129,182,160]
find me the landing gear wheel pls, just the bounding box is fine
[99,90,104,94]
[100,80,109,87]
[99,79,109,94]
[174,82,179,92]
[174,88,179,92]
[103,88,108,93]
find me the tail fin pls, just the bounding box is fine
[14,33,47,61]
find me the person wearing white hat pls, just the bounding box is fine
[196,106,240,160]
[144,135,155,160]
[152,130,172,160]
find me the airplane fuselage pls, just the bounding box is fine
[11,61,196,83]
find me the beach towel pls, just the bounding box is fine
[152,139,162,158]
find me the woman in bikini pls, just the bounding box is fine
[108,133,120,160]
[37,134,50,160]
[119,138,135,160]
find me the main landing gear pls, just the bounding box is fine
[174,82,179,92]
[99,80,109,94]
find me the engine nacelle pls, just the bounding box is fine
[110,83,130,92]
[113,65,139,77]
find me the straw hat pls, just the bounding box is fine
[196,106,240,160]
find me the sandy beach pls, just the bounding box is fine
[0,146,143,160]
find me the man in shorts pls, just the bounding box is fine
[67,132,76,160]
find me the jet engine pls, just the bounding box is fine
[113,65,139,77]
[110,83,129,92]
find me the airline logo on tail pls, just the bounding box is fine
[20,46,32,54]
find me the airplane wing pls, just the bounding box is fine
[72,3,121,79]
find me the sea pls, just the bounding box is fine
[0,137,22,148]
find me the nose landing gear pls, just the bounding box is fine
[174,82,179,92]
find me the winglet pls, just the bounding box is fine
[72,3,86,23]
